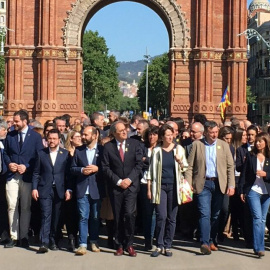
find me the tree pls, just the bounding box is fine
[246,79,256,104]
[119,96,140,112]
[82,30,122,114]
[137,53,169,112]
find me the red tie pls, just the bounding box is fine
[119,142,124,162]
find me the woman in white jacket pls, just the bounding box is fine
[146,124,188,257]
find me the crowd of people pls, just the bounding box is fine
[0,109,269,259]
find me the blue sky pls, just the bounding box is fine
[86,1,256,62]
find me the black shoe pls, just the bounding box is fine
[38,245,49,253]
[165,249,173,257]
[49,243,59,251]
[144,239,153,251]
[4,239,17,248]
[68,237,75,252]
[151,248,163,257]
[21,238,29,248]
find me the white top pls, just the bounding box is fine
[141,148,152,184]
[251,158,268,194]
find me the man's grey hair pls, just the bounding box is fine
[110,110,120,119]
[110,120,125,136]
[138,119,149,129]
[204,121,218,131]
[0,120,8,130]
[192,122,204,133]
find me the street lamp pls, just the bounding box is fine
[144,48,151,115]
[82,70,87,112]
[0,26,14,56]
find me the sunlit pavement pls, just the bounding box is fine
[1,234,270,270]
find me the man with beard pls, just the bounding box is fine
[71,126,104,255]
[32,129,72,253]
[4,109,43,248]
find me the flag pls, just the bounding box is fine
[218,86,231,120]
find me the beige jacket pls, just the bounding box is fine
[146,144,188,205]
[185,138,235,194]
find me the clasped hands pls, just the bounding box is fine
[120,178,131,190]
[82,165,98,175]
[9,163,26,174]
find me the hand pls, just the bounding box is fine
[147,190,152,200]
[226,187,235,196]
[65,191,72,201]
[82,167,92,175]
[87,165,98,173]
[256,170,266,178]
[17,164,26,174]
[240,193,245,203]
[9,163,18,173]
[120,179,131,189]
[32,189,39,201]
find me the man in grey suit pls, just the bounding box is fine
[185,121,235,255]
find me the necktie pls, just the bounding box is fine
[119,142,124,162]
[19,132,23,150]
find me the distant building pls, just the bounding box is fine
[0,0,6,28]
[119,80,138,98]
[248,0,270,124]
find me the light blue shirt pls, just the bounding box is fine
[204,139,217,178]
[85,143,97,194]
[18,126,29,143]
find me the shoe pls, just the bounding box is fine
[114,247,124,256]
[144,239,153,251]
[75,246,87,255]
[209,243,218,251]
[91,243,100,252]
[200,244,211,255]
[165,249,173,257]
[257,251,265,258]
[126,246,137,257]
[107,238,114,249]
[68,238,75,252]
[151,248,163,257]
[38,245,49,253]
[49,243,59,251]
[21,238,29,248]
[4,239,17,248]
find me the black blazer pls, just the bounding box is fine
[102,138,143,193]
[239,152,270,195]
[236,143,249,173]
[4,127,44,182]
[32,147,71,199]
[70,144,104,200]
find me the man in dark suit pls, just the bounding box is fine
[71,126,104,255]
[102,121,143,257]
[236,124,258,248]
[32,129,72,253]
[4,110,43,248]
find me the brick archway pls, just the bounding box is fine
[4,0,248,122]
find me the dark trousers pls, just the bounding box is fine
[139,184,156,241]
[155,183,178,249]
[0,178,9,238]
[230,184,245,239]
[110,188,137,249]
[63,195,78,239]
[218,194,230,239]
[39,187,63,246]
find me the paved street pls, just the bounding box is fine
[1,235,270,270]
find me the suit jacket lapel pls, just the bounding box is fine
[112,139,123,162]
[264,158,270,172]
[45,148,54,168]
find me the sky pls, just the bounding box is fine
[86,1,256,62]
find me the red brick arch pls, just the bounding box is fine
[4,0,248,122]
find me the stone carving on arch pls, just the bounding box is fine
[62,0,190,52]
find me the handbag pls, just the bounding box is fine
[179,178,193,204]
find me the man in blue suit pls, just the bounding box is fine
[71,126,104,255]
[4,110,43,248]
[32,129,72,253]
